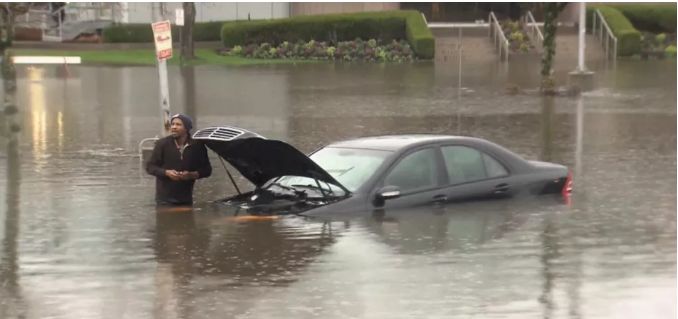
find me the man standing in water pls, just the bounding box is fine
[146,113,212,206]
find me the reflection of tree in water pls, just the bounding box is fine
[1,34,25,318]
[0,128,25,318]
[541,97,555,162]
[539,215,560,319]
[539,213,583,319]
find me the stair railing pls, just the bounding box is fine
[488,12,509,62]
[591,8,618,62]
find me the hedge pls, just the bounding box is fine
[608,4,676,34]
[220,10,434,59]
[103,21,224,43]
[587,6,641,56]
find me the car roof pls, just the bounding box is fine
[326,134,484,151]
[325,134,534,174]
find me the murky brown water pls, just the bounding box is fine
[0,52,675,318]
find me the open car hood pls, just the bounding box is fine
[193,126,348,191]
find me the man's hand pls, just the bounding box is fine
[165,169,182,181]
[178,171,199,180]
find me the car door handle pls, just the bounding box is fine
[494,183,510,194]
[432,194,448,203]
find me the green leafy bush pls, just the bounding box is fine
[222,38,415,62]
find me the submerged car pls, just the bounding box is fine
[193,126,572,216]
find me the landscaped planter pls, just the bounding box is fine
[219,38,416,62]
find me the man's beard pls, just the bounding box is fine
[171,131,188,139]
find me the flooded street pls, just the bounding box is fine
[0,55,675,318]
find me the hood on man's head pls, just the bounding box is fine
[171,113,193,132]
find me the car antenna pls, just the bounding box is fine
[217,156,241,195]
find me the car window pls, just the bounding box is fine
[482,153,508,178]
[384,148,438,192]
[441,146,507,184]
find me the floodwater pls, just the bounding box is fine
[0,50,675,318]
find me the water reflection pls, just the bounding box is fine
[539,214,560,319]
[151,212,342,317]
[27,68,47,167]
[541,96,556,162]
[367,202,532,254]
[1,57,674,318]
[0,130,24,318]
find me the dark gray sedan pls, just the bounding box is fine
[193,126,572,216]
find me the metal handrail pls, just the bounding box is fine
[524,11,544,43]
[488,12,509,62]
[37,3,117,41]
[591,9,617,62]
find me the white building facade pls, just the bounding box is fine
[117,3,291,24]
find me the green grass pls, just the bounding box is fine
[9,48,320,66]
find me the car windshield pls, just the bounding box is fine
[271,147,392,194]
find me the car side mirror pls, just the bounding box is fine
[373,185,401,208]
[377,185,401,200]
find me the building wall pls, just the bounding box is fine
[120,2,290,24]
[290,2,399,16]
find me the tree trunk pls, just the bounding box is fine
[540,3,568,94]
[180,2,195,61]
[0,5,13,55]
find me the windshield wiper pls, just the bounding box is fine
[267,182,298,193]
[291,181,336,198]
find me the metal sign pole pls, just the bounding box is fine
[139,19,173,171]
[158,59,170,135]
[151,19,173,136]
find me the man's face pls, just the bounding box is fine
[170,118,187,138]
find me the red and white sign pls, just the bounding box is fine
[152,20,173,60]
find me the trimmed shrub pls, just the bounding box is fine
[193,21,226,41]
[608,4,676,33]
[103,22,224,43]
[220,14,405,47]
[403,11,434,59]
[103,23,177,43]
[587,6,641,56]
[221,10,434,59]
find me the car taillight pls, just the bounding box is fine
[563,171,573,194]
[562,170,573,206]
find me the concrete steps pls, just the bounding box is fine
[432,27,499,64]
[429,25,608,65]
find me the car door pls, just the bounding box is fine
[438,145,514,202]
[373,147,448,210]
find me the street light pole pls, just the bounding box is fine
[577,2,586,72]
[568,2,594,91]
